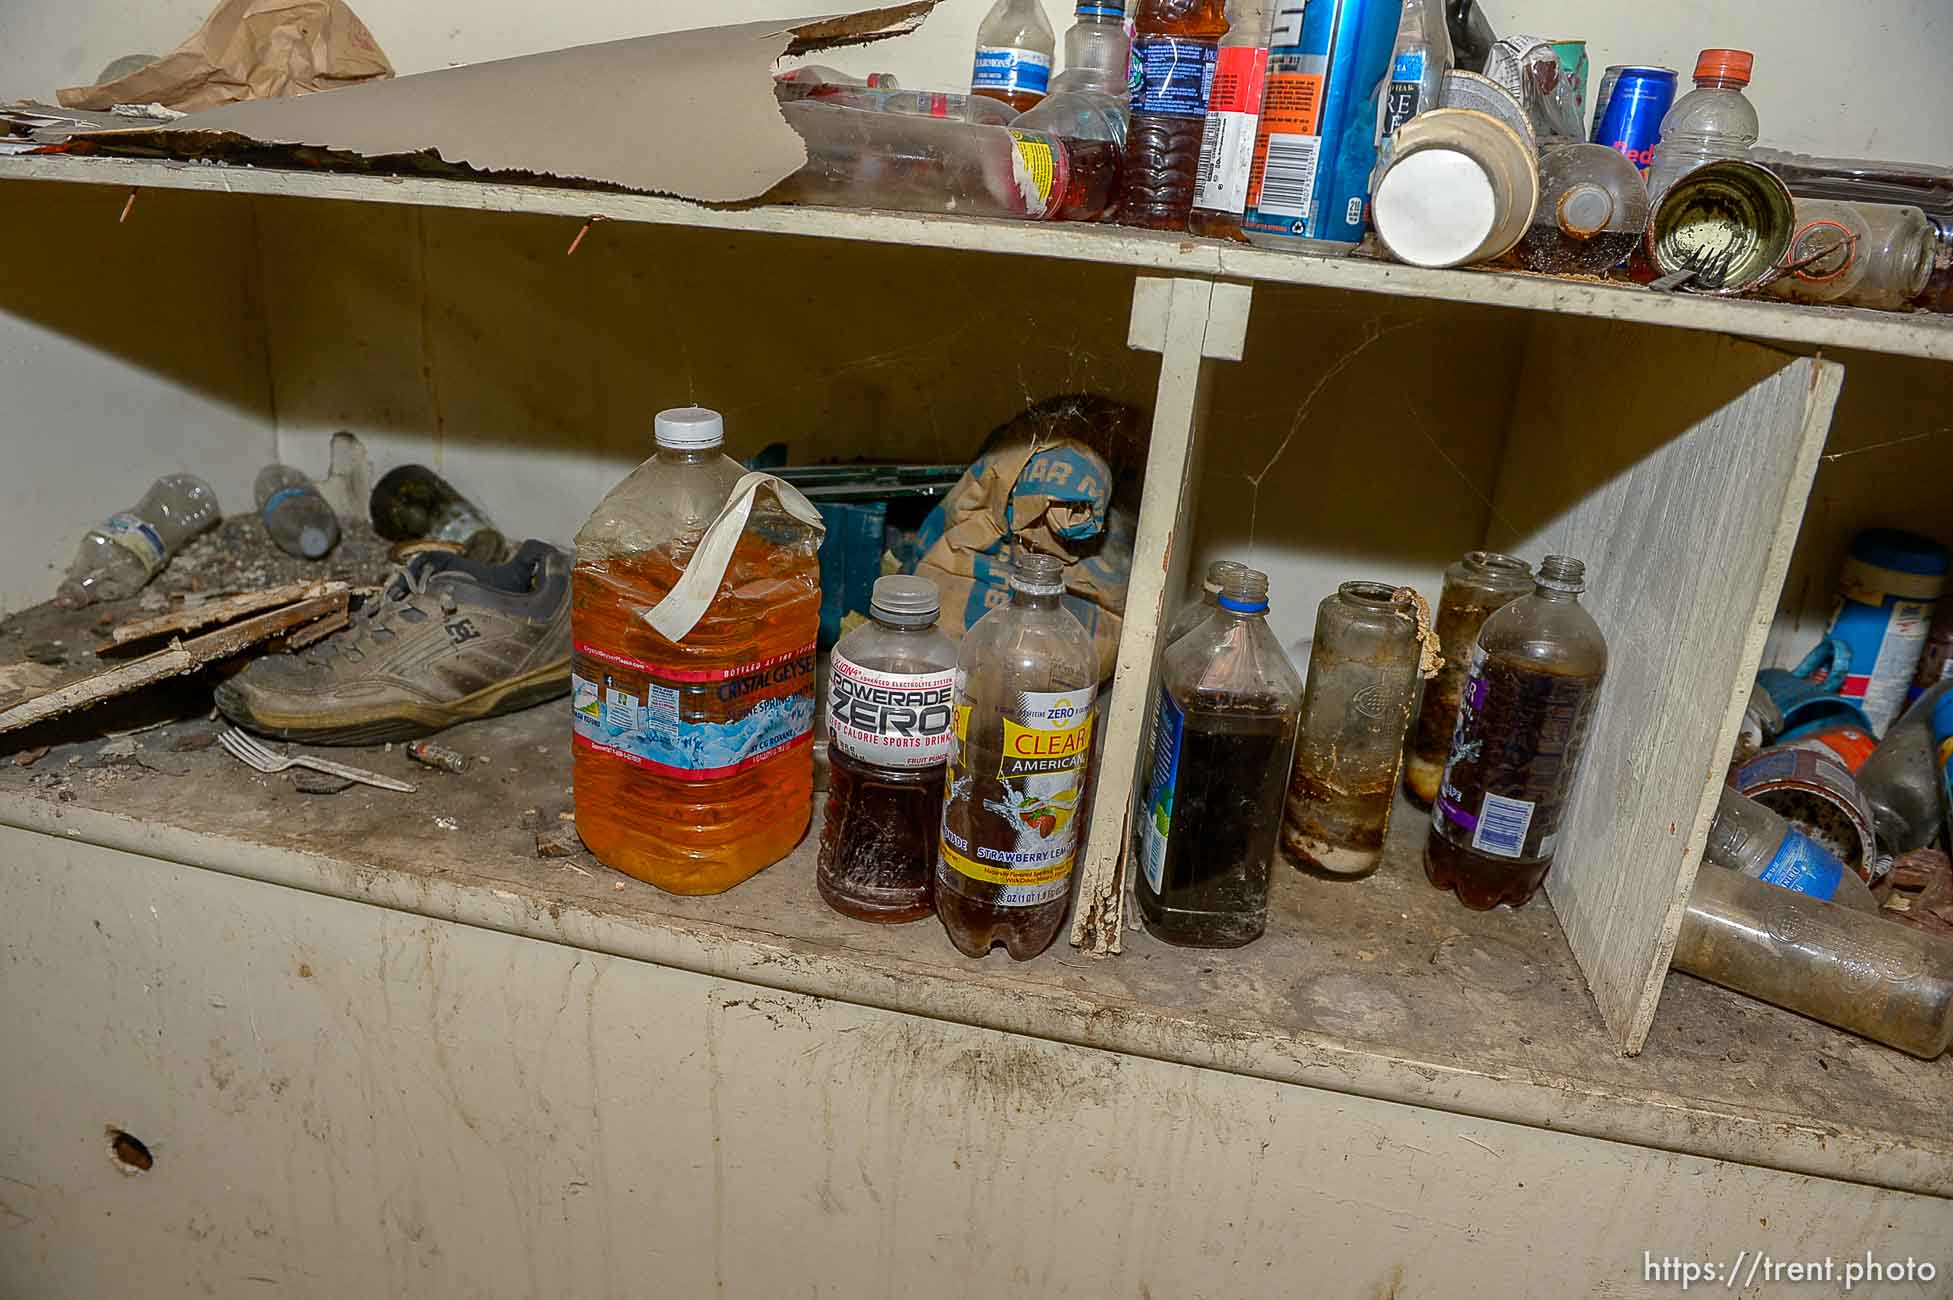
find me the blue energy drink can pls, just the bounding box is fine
[1589,65,1676,172]
[1241,0,1400,252]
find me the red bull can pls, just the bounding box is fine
[1589,65,1675,172]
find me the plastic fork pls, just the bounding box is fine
[218,728,417,793]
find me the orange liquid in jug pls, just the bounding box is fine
[571,535,820,894]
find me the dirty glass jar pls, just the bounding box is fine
[1283,582,1424,878]
[1404,551,1534,807]
[1425,554,1609,910]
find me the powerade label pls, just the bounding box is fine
[1192,44,1268,214]
[1139,687,1185,893]
[972,45,1051,97]
[1756,828,1847,900]
[1130,37,1218,117]
[99,512,167,576]
[1381,49,1425,135]
[1244,0,1397,247]
[940,685,1096,908]
[570,640,816,779]
[828,654,955,769]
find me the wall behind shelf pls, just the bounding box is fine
[2,1,1946,163]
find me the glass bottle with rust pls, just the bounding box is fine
[1404,551,1533,807]
[1426,555,1608,910]
[1284,582,1425,877]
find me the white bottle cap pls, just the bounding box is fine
[654,406,725,450]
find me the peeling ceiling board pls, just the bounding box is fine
[112,3,938,204]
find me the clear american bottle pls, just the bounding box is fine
[1134,566,1300,947]
[937,552,1098,960]
[1426,555,1608,910]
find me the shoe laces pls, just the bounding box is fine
[316,562,459,664]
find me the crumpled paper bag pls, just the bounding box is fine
[913,396,1143,682]
[58,0,393,113]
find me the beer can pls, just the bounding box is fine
[1589,64,1676,172]
[1241,0,1400,253]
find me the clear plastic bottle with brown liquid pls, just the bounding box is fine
[1426,555,1608,910]
[819,576,959,923]
[936,553,1098,960]
[1405,551,1533,807]
[570,408,822,895]
[1118,0,1230,230]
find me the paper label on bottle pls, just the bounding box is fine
[829,654,955,768]
[1007,128,1059,218]
[1241,67,1325,220]
[1756,828,1848,900]
[1139,687,1185,894]
[99,512,167,576]
[1130,37,1219,117]
[940,685,1096,907]
[1381,49,1426,135]
[1192,45,1268,214]
[972,45,1052,97]
[570,640,816,779]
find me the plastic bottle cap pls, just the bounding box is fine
[654,406,725,449]
[1557,182,1615,238]
[1373,149,1498,269]
[299,526,332,559]
[1693,49,1753,85]
[870,575,941,624]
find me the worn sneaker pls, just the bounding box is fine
[216,540,571,744]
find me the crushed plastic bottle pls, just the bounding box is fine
[1118,0,1229,230]
[1704,785,1879,911]
[56,474,220,608]
[1135,566,1300,947]
[819,576,959,923]
[937,552,1098,960]
[970,0,1057,114]
[254,464,341,560]
[570,407,823,895]
[1645,48,1758,204]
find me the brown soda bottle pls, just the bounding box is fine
[818,577,960,923]
[1404,551,1534,807]
[1425,555,1609,910]
[936,553,1099,960]
[1118,0,1231,230]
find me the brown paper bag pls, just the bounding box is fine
[58,0,393,112]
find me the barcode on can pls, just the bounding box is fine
[1194,112,1222,190]
[1471,792,1535,859]
[1252,133,1320,219]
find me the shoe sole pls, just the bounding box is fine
[221,658,570,746]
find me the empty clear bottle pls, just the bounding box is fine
[1704,785,1878,911]
[1285,581,1425,878]
[56,473,220,607]
[1645,49,1758,203]
[1677,865,1953,1060]
[254,464,341,560]
[1765,199,1937,310]
[1405,551,1533,807]
[1135,566,1300,947]
[970,0,1057,114]
[1118,0,1229,231]
[1378,0,1451,142]
[1426,555,1608,910]
[937,552,1098,961]
[1186,0,1273,239]
[1014,1,1134,148]
[819,576,959,924]
[1165,559,1248,646]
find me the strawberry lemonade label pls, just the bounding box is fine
[940,686,1097,907]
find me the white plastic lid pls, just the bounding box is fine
[654,406,725,449]
[1374,149,1497,269]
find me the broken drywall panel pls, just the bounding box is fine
[116,4,938,203]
